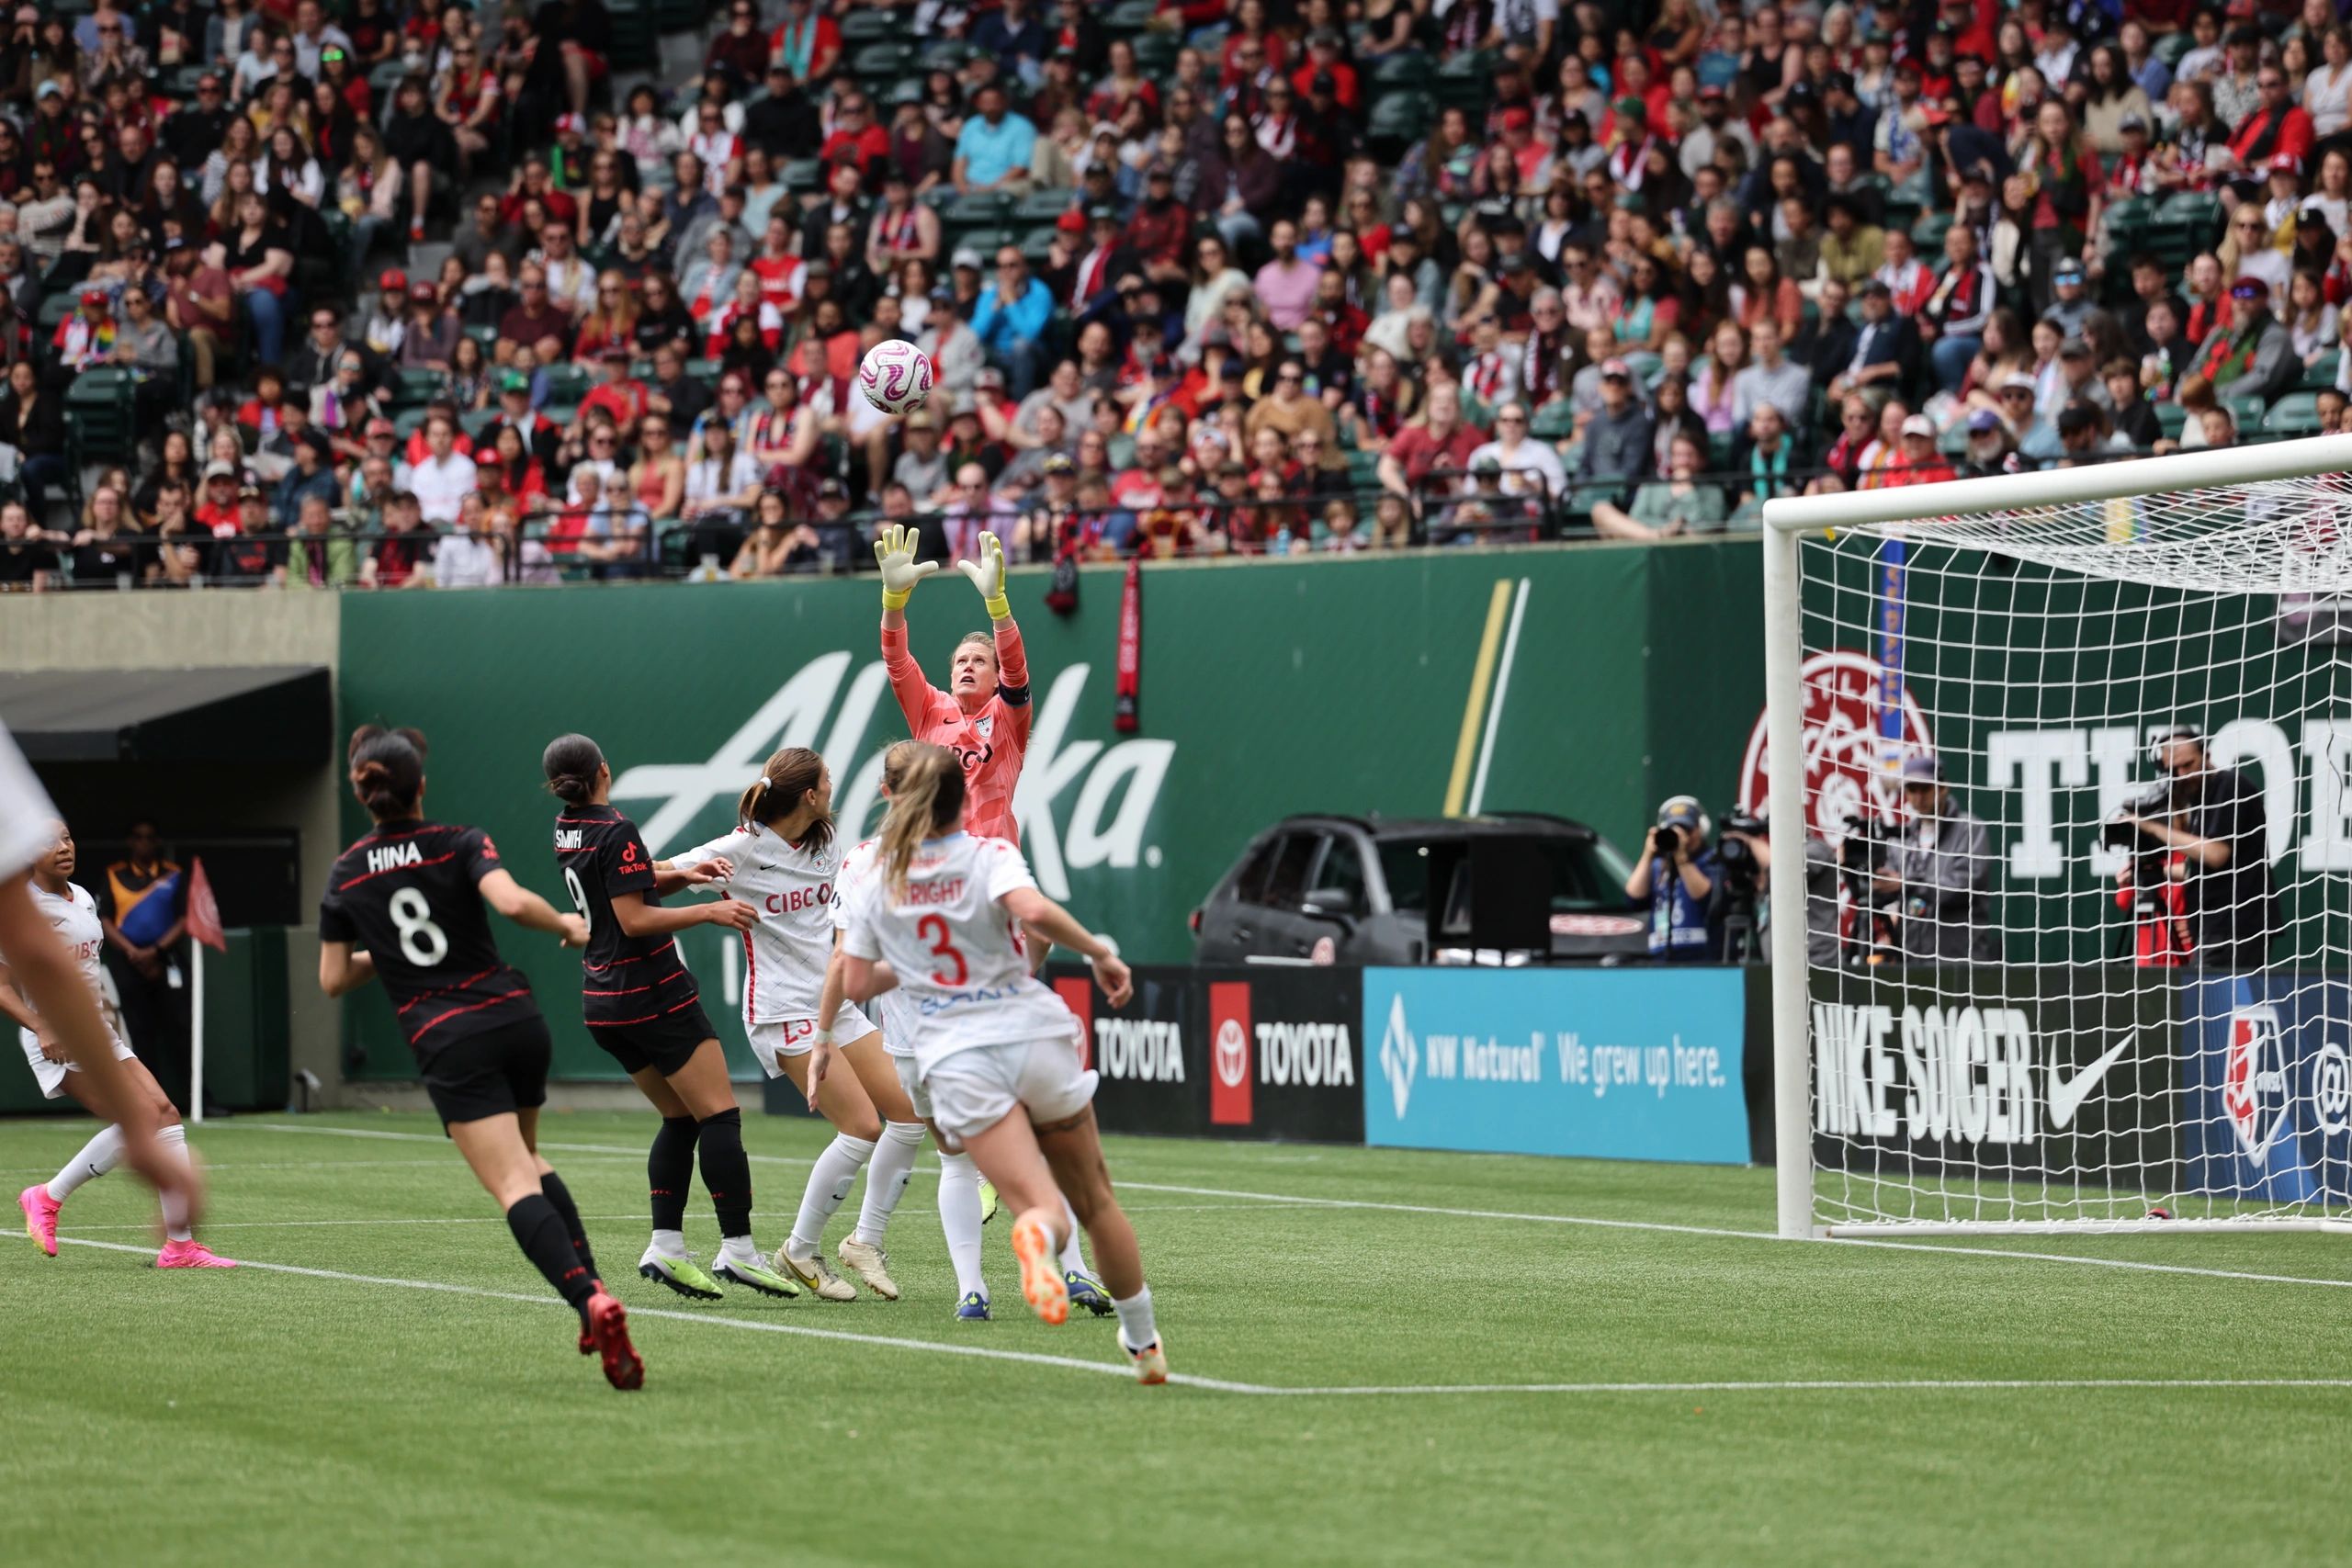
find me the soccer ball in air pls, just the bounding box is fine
[858,341,934,416]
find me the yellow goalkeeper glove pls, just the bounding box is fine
[956,530,1011,620]
[875,523,937,610]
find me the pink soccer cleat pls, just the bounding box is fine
[17,1184,58,1257]
[155,1239,236,1269]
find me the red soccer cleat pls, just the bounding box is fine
[582,1290,643,1391]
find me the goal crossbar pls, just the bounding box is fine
[1761,434,2352,1239]
[1760,433,2352,536]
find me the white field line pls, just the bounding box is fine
[50,1202,1306,1234]
[47,1236,2352,1400]
[228,1122,2352,1293]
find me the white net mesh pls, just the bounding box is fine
[1779,474,2352,1233]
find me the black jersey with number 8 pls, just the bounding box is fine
[553,803,701,1029]
[319,820,540,1055]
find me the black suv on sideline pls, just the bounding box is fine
[1190,813,1648,965]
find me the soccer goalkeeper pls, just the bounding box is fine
[873,525,1032,846]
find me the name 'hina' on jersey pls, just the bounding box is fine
[319,820,538,1054]
[554,803,700,1029]
[837,831,1075,1075]
[670,824,838,1025]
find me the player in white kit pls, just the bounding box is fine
[6,820,232,1267]
[818,739,1108,1321]
[666,745,927,1303]
[837,744,1167,1383]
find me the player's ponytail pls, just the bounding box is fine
[877,739,923,795]
[737,745,833,850]
[348,728,424,820]
[878,743,965,899]
[542,733,607,806]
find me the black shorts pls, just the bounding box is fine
[589,998,717,1077]
[421,1016,553,1131]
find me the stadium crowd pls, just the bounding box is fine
[0,0,2347,589]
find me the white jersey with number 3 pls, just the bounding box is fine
[671,825,841,1025]
[838,832,1071,1076]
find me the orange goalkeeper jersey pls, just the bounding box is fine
[881,618,1033,844]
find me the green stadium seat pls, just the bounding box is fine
[2154,400,2188,439]
[460,407,503,441]
[1132,34,1179,73]
[954,226,1016,258]
[537,363,594,408]
[779,158,823,195]
[2299,350,2340,391]
[1708,429,1738,470]
[1432,50,1494,110]
[1103,0,1157,33]
[944,191,1014,224]
[1366,92,1434,154]
[1371,51,1433,86]
[387,367,448,411]
[1015,187,1078,223]
[64,367,136,467]
[1345,449,1381,487]
[840,7,896,40]
[2264,390,2324,434]
[1910,211,1952,253]
[852,42,918,90]
[1020,226,1059,264]
[1530,400,1577,441]
[2226,391,2269,431]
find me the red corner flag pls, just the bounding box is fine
[187,856,227,953]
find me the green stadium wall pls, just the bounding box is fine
[336,543,1769,1079]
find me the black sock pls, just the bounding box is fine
[508,1193,596,1314]
[538,1170,601,1283]
[697,1107,753,1239]
[650,1115,698,1233]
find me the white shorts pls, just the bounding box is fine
[745,1003,875,1078]
[922,1037,1099,1145]
[893,1053,931,1121]
[20,1024,135,1100]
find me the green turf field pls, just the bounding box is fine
[3,1110,2346,1567]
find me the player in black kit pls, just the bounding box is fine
[318,727,644,1390]
[542,733,798,1303]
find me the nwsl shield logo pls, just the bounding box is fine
[2223,1006,2293,1166]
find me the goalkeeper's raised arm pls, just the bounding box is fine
[874,525,1034,845]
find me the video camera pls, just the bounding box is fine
[2101,781,2179,851]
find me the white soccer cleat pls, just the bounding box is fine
[836,1236,900,1300]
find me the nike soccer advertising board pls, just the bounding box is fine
[1804,967,2180,1184]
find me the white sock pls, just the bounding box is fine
[789,1133,874,1257]
[47,1122,125,1201]
[1113,1284,1157,1353]
[1057,1193,1088,1275]
[936,1151,988,1299]
[852,1122,925,1246]
[155,1124,194,1243]
[650,1228,686,1257]
[718,1233,761,1263]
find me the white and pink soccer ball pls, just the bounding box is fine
[858,341,935,416]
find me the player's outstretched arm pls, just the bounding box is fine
[478,868,588,947]
[609,889,758,938]
[956,529,1012,623]
[876,521,938,634]
[1001,886,1130,1006]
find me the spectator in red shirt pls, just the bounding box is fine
[1885,415,1957,485]
[1123,164,1192,288]
[2228,64,2314,174]
[1289,29,1358,113]
[1376,384,1484,502]
[819,93,891,183]
[579,344,650,430]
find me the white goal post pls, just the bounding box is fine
[1761,434,2352,1238]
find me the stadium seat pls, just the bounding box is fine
[1133,34,1179,73]
[394,407,428,441]
[1015,187,1078,223]
[1372,51,1433,86]
[1020,226,1059,264]
[840,7,895,40]
[2264,391,2324,434]
[779,158,823,196]
[1531,401,1577,441]
[1910,211,1952,253]
[64,367,136,468]
[1432,50,1494,111]
[1366,92,1434,157]
[2299,349,2339,391]
[538,363,594,408]
[944,191,1013,224]
[955,226,1016,259]
[460,407,503,441]
[2226,391,2270,431]
[1103,0,1157,33]
[388,367,448,411]
[2154,400,2188,439]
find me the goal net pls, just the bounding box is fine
[1759,438,2352,1235]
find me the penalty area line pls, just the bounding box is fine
[46,1239,2352,1399]
[233,1123,2352,1293]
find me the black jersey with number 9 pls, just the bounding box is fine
[319,820,541,1055]
[552,803,701,1029]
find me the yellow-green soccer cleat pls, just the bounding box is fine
[638,1246,725,1301]
[774,1245,858,1302]
[978,1179,1000,1224]
[712,1253,801,1298]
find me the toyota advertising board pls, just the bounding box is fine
[1048,965,1364,1143]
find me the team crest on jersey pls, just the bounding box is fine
[974,716,993,740]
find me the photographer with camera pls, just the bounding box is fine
[1873,756,2000,964]
[2112,724,2275,969]
[1625,797,1772,964]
